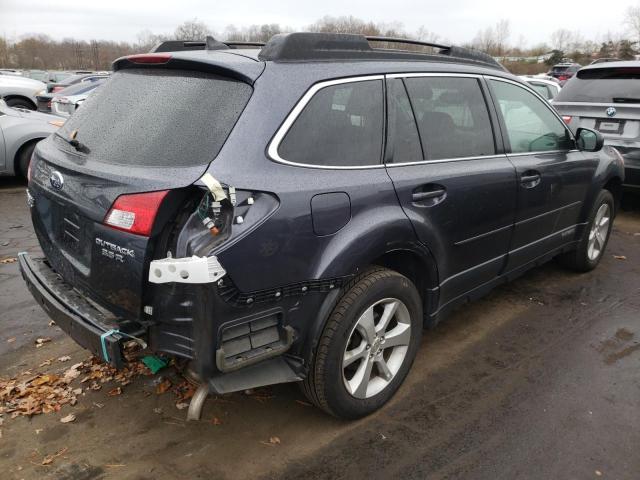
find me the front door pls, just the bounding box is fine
[384,75,517,309]
[487,78,599,271]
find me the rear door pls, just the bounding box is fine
[487,78,598,271]
[384,74,517,308]
[29,67,254,317]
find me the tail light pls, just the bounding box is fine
[558,75,568,81]
[127,53,172,64]
[52,86,64,93]
[104,190,169,236]
[562,116,572,125]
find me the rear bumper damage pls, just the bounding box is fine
[19,251,305,399]
[18,252,145,369]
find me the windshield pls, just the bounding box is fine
[58,68,252,167]
[555,66,640,103]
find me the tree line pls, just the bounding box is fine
[2,9,640,72]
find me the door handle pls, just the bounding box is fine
[412,189,446,202]
[520,171,541,187]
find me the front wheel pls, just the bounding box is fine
[559,189,614,272]
[302,267,423,419]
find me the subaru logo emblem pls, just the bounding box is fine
[49,171,64,190]
[606,107,617,117]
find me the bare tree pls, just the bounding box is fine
[495,19,510,56]
[550,29,573,52]
[625,4,640,45]
[174,18,212,41]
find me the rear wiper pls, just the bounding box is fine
[59,129,90,153]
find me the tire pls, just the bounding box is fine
[17,142,37,179]
[302,267,423,419]
[5,97,35,110]
[559,189,614,272]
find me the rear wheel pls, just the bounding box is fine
[17,142,37,179]
[302,267,422,419]
[559,190,614,272]
[5,97,35,110]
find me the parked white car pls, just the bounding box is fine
[0,75,46,110]
[519,76,562,101]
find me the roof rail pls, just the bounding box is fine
[150,37,265,53]
[150,33,504,71]
[258,33,505,70]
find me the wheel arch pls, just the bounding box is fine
[3,95,37,110]
[13,138,42,177]
[602,175,623,215]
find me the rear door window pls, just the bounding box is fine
[58,68,252,167]
[403,77,495,160]
[490,79,574,153]
[278,79,384,167]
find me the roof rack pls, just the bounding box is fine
[150,33,504,71]
[258,33,504,70]
[150,37,265,53]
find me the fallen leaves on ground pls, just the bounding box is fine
[58,356,71,362]
[211,416,223,425]
[155,378,172,395]
[0,257,17,264]
[60,413,75,423]
[39,447,68,466]
[613,255,627,260]
[260,436,281,447]
[6,337,16,344]
[35,337,51,348]
[0,355,152,419]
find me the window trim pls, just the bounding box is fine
[486,76,578,154]
[267,75,386,170]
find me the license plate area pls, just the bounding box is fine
[596,119,625,134]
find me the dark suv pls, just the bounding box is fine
[19,33,624,420]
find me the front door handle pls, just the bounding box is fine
[520,171,541,188]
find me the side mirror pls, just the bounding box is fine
[576,128,604,152]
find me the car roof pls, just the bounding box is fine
[579,60,640,71]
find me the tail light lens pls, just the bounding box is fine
[127,53,172,64]
[104,190,169,236]
[558,75,568,81]
[52,86,64,93]
[562,116,572,125]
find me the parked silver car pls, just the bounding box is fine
[553,61,640,191]
[0,99,60,177]
[0,75,46,110]
[50,79,106,117]
[519,76,561,101]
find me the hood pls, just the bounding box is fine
[0,99,63,122]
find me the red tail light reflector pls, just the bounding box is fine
[562,116,572,125]
[104,190,169,236]
[52,86,64,93]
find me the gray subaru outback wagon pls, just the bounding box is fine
[19,33,624,419]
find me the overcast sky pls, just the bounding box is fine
[1,0,638,46]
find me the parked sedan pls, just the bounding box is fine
[37,73,109,112]
[0,99,60,177]
[0,75,46,110]
[50,79,106,117]
[519,76,561,101]
[548,62,582,85]
[553,61,640,192]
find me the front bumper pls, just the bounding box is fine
[18,252,145,368]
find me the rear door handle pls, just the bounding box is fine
[520,171,541,187]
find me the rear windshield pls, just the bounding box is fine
[555,66,640,103]
[552,66,569,73]
[58,68,252,167]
